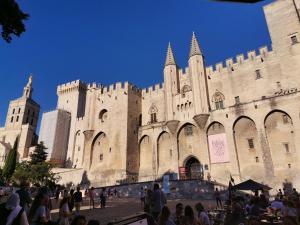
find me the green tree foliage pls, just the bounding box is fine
[11,161,31,183]
[30,142,48,164]
[0,0,29,43]
[0,168,5,185]
[2,137,18,180]
[12,142,60,186]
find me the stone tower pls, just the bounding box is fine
[188,33,210,128]
[0,75,40,164]
[164,43,180,121]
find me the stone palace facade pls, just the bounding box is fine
[38,0,300,188]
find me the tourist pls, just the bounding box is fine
[0,193,29,225]
[214,188,222,208]
[158,206,175,225]
[0,187,4,199]
[181,205,200,225]
[229,197,244,225]
[64,189,69,198]
[69,189,75,212]
[144,189,153,213]
[171,203,184,225]
[59,196,71,225]
[74,186,83,216]
[140,187,146,209]
[16,182,32,214]
[100,188,106,209]
[151,183,167,220]
[278,189,284,200]
[55,186,61,200]
[89,187,95,209]
[114,188,118,197]
[28,192,51,225]
[258,194,269,209]
[292,188,299,200]
[282,200,298,225]
[87,220,100,225]
[195,202,210,225]
[248,197,261,217]
[71,215,87,225]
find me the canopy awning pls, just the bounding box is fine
[232,179,272,191]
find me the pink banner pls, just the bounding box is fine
[208,133,230,164]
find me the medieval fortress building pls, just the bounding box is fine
[1,0,300,189]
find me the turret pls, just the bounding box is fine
[23,74,33,99]
[188,32,210,114]
[163,43,179,121]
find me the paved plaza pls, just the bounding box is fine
[51,197,217,224]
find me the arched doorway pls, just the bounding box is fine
[185,157,203,180]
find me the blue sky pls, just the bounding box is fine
[0,0,273,128]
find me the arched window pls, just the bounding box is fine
[181,85,192,98]
[149,104,158,123]
[212,90,225,110]
[99,109,108,122]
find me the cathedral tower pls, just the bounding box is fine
[164,43,180,121]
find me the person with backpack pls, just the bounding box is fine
[73,186,83,215]
[0,193,29,225]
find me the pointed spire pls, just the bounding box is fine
[189,32,202,58]
[23,74,33,99]
[165,42,176,67]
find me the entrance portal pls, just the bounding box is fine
[185,157,203,180]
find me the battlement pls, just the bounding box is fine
[206,46,271,76]
[57,80,87,94]
[178,67,190,77]
[142,83,164,97]
[93,81,141,96]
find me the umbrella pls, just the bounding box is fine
[232,179,272,191]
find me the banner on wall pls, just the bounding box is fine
[208,133,230,164]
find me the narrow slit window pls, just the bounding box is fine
[283,143,290,153]
[235,96,240,104]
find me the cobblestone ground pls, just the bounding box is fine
[51,197,217,224]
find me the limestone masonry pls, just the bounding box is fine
[2,0,300,190]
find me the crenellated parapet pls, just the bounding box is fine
[89,81,142,97]
[57,80,87,95]
[206,46,271,77]
[142,83,164,98]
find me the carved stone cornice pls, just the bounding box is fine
[193,114,210,129]
[83,130,94,140]
[166,120,180,134]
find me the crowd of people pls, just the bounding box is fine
[222,188,300,225]
[2,182,300,225]
[140,183,211,225]
[0,183,102,225]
